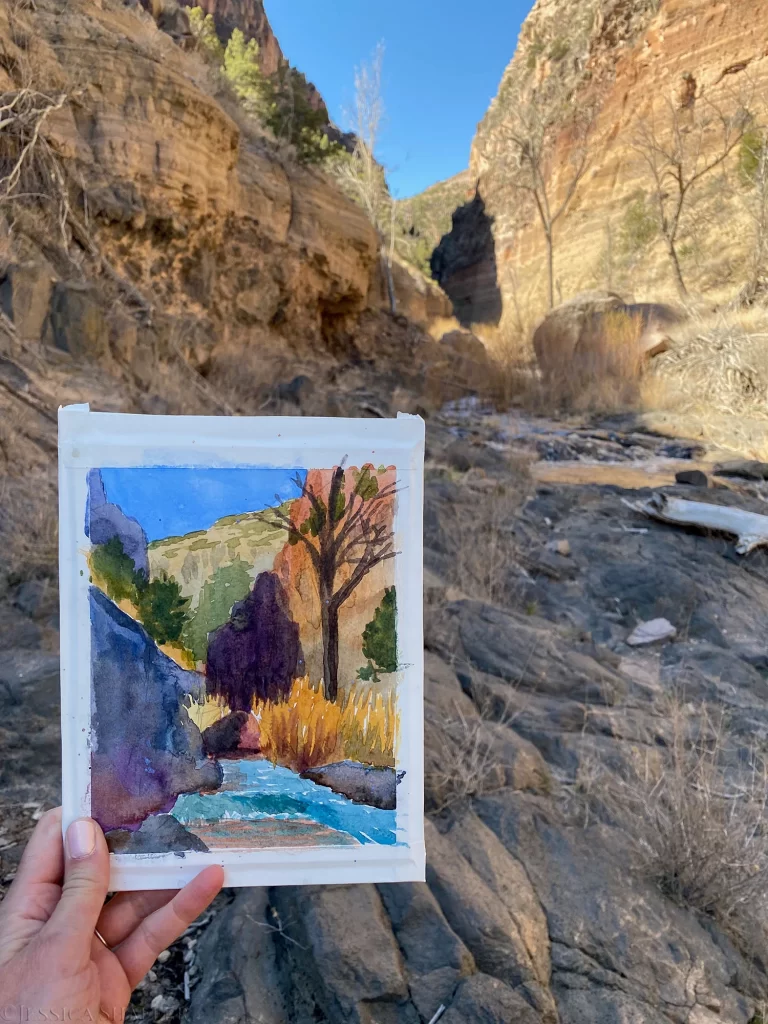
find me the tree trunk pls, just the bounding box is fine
[545,230,555,310]
[667,239,689,298]
[381,245,397,315]
[321,602,340,702]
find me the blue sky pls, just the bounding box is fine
[100,468,306,542]
[266,1,529,198]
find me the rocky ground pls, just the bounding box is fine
[3,398,768,1023]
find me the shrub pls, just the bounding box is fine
[443,474,530,606]
[620,191,659,252]
[223,28,268,115]
[739,127,766,187]
[187,6,224,64]
[586,702,768,943]
[90,537,140,602]
[135,572,190,646]
[262,66,338,165]
[359,586,397,680]
[254,676,397,773]
[549,37,569,61]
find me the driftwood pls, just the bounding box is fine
[624,493,768,555]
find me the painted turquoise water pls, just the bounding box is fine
[171,759,398,845]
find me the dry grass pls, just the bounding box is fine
[427,675,523,813]
[645,305,768,419]
[0,471,57,581]
[254,676,397,774]
[443,472,530,606]
[483,310,647,414]
[579,700,768,941]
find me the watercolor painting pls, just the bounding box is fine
[85,460,406,855]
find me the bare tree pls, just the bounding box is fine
[633,85,752,298]
[258,462,398,702]
[502,92,594,310]
[331,43,397,313]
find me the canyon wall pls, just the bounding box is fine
[0,0,470,421]
[435,0,768,328]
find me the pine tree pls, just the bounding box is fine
[187,7,224,64]
[223,29,267,114]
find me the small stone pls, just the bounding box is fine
[675,469,708,487]
[156,949,171,964]
[626,618,677,647]
[546,538,571,556]
[150,995,179,1015]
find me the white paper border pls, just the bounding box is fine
[59,405,425,890]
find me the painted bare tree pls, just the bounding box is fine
[633,83,752,298]
[502,89,594,310]
[258,462,397,702]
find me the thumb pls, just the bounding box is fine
[45,818,110,958]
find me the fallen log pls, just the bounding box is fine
[623,493,768,555]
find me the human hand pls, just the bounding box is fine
[0,807,224,1023]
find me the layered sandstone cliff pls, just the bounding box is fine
[435,0,768,327]
[0,0,471,420]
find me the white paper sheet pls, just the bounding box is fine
[59,405,425,890]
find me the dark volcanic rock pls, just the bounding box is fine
[202,710,251,757]
[105,813,209,854]
[715,459,768,481]
[206,571,303,710]
[90,587,222,832]
[43,280,109,358]
[87,469,149,575]
[301,760,398,810]
[675,468,708,487]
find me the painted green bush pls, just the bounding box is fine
[359,587,398,681]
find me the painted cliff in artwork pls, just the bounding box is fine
[86,464,402,853]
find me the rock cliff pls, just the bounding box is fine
[0,0,474,424]
[434,0,768,326]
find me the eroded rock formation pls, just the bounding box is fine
[90,587,222,835]
[435,0,768,325]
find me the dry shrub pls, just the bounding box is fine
[255,676,397,773]
[427,676,523,812]
[427,703,505,812]
[443,472,530,606]
[480,322,539,409]
[584,700,768,941]
[483,311,647,414]
[645,305,768,419]
[541,309,646,413]
[0,472,57,581]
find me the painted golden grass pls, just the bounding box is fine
[187,677,398,774]
[255,677,397,774]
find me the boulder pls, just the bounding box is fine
[201,710,252,757]
[301,761,398,810]
[675,469,709,487]
[532,292,680,378]
[206,571,303,710]
[105,813,209,853]
[43,281,109,358]
[90,587,222,832]
[0,262,55,341]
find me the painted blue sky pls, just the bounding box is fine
[99,468,307,542]
[266,0,529,198]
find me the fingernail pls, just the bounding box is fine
[66,818,97,860]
